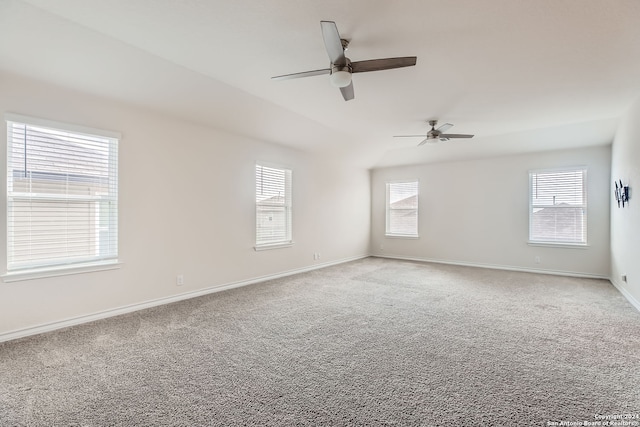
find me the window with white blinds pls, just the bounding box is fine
[386,180,419,237]
[529,168,586,245]
[255,163,292,248]
[6,115,119,272]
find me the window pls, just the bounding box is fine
[5,114,119,273]
[529,168,586,245]
[386,180,419,237]
[255,163,292,249]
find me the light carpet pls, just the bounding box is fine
[1,257,639,426]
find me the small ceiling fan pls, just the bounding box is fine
[395,120,475,146]
[271,21,417,101]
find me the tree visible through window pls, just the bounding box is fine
[386,181,419,237]
[5,115,119,271]
[529,168,586,244]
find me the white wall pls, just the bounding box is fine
[370,146,611,277]
[0,72,371,337]
[610,95,640,308]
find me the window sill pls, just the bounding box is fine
[2,260,122,283]
[254,241,294,251]
[527,241,589,249]
[385,234,420,239]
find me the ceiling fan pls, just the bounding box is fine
[395,120,475,146]
[271,21,417,101]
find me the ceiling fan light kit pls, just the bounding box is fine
[271,21,471,147]
[272,21,417,101]
[330,65,352,88]
[395,120,475,146]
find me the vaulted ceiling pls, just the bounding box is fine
[1,0,639,168]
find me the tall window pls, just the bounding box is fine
[386,180,419,237]
[6,114,119,272]
[255,163,292,248]
[529,168,586,245]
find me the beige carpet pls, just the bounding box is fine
[1,257,639,426]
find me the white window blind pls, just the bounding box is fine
[529,168,586,244]
[6,116,119,271]
[386,180,419,237]
[255,164,292,247]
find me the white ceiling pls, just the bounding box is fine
[1,0,639,168]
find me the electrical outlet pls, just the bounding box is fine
[380,244,384,251]
[622,274,628,283]
[176,274,184,286]
[317,253,321,260]
[534,256,541,264]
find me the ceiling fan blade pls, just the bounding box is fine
[393,135,427,138]
[320,21,346,65]
[436,123,453,133]
[271,68,331,81]
[440,133,474,139]
[351,57,417,73]
[340,81,354,101]
[417,138,433,146]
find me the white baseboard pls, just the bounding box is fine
[0,255,369,344]
[5,253,634,344]
[609,278,640,312]
[373,254,610,280]
[374,254,640,312]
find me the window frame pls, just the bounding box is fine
[3,113,120,281]
[254,162,293,251]
[528,167,587,247]
[385,180,419,238]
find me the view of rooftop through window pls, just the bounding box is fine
[6,118,118,271]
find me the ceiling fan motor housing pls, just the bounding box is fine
[271,21,417,100]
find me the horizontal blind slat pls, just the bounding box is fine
[530,169,586,243]
[256,164,292,246]
[6,119,119,271]
[387,181,419,235]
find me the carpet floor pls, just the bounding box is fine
[1,257,639,426]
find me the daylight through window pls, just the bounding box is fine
[386,180,419,237]
[255,164,292,248]
[5,115,119,271]
[529,168,586,245]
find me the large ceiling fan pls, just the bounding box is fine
[271,21,417,101]
[395,120,475,145]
